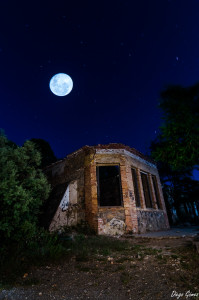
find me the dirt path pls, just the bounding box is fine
[0,236,199,300]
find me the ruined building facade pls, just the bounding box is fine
[43,144,169,235]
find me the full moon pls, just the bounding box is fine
[49,73,73,96]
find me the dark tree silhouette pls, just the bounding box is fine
[151,83,199,169]
[29,138,57,168]
[150,83,199,224]
[0,134,50,244]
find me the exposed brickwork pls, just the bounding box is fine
[89,143,155,164]
[43,144,169,235]
[84,151,98,232]
[124,163,139,233]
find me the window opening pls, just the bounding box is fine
[152,175,162,209]
[97,165,122,206]
[141,172,153,208]
[131,168,141,207]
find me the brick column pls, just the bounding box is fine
[84,153,98,233]
[137,170,146,209]
[120,157,138,233]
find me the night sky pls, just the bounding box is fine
[1,0,199,159]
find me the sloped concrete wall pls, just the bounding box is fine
[43,149,86,231]
[49,180,82,231]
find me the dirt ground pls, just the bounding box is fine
[0,236,199,300]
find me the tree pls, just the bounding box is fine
[151,83,199,169]
[150,83,199,224]
[155,161,199,224]
[0,134,51,244]
[29,138,57,168]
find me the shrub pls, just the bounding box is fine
[0,134,50,245]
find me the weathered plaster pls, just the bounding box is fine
[96,149,156,168]
[137,209,168,233]
[49,180,79,231]
[98,218,126,235]
[44,144,169,235]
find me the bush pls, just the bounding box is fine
[0,133,50,245]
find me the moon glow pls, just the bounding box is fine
[49,73,73,96]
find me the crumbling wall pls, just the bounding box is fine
[43,144,169,235]
[49,180,83,231]
[92,148,169,235]
[137,210,168,233]
[98,207,126,235]
[43,149,86,231]
[84,149,139,235]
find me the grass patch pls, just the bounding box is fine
[130,265,136,269]
[1,233,157,286]
[0,231,67,286]
[63,235,132,259]
[141,247,161,255]
[130,245,143,251]
[0,234,131,285]
[75,254,89,262]
[120,272,132,285]
[170,254,179,259]
[116,257,130,263]
[156,254,167,264]
[116,265,126,271]
[168,243,199,289]
[76,265,92,272]
[172,245,199,270]
[97,257,107,262]
[22,277,40,286]
[180,261,190,270]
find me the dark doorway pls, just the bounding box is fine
[97,165,122,206]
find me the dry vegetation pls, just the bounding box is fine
[0,235,199,300]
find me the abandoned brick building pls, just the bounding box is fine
[43,144,169,235]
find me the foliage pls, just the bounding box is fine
[150,83,199,223]
[60,220,96,235]
[156,162,199,223]
[29,138,57,168]
[0,134,51,244]
[0,229,66,284]
[151,83,199,169]
[0,233,168,285]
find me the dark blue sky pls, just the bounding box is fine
[1,0,199,159]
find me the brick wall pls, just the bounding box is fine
[43,144,169,235]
